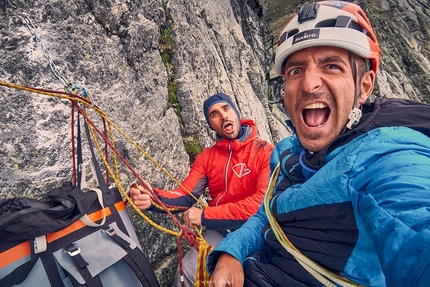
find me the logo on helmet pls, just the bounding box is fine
[292,29,320,45]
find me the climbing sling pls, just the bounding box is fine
[264,164,366,287]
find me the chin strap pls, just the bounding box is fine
[346,107,362,129]
[346,52,362,130]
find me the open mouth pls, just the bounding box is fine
[223,121,234,133]
[302,103,330,127]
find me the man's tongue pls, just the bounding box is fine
[304,108,329,127]
[224,123,234,132]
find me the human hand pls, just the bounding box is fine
[128,181,153,210]
[183,207,203,227]
[209,253,244,287]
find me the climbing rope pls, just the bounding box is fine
[2,15,214,286]
[0,80,213,286]
[264,164,366,287]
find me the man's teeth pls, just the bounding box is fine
[304,103,327,109]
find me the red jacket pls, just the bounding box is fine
[151,119,274,231]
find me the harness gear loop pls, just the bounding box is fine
[264,164,367,287]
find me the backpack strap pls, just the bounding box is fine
[264,164,365,287]
[102,225,160,287]
[63,243,103,287]
[80,114,129,235]
[0,252,39,287]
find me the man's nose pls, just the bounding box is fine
[301,69,322,93]
[220,111,229,120]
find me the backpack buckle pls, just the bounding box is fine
[63,243,81,256]
[102,225,116,236]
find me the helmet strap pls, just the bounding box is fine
[346,108,362,129]
[346,52,362,129]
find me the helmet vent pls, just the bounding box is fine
[287,29,299,39]
[315,19,336,28]
[279,29,299,45]
[335,16,351,27]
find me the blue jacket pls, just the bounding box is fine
[207,98,430,286]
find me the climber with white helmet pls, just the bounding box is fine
[207,1,430,286]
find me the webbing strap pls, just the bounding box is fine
[63,243,103,287]
[77,115,107,228]
[103,225,160,287]
[264,164,365,287]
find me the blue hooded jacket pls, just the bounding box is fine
[207,98,430,286]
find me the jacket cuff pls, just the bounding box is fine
[200,209,206,226]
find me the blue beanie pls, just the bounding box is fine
[203,93,241,130]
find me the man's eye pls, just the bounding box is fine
[288,68,301,76]
[210,112,218,118]
[327,64,339,69]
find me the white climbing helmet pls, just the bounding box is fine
[274,1,381,75]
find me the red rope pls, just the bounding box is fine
[71,101,77,186]
[74,105,196,237]
[177,226,200,287]
[74,106,202,277]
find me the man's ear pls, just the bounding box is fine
[358,70,375,105]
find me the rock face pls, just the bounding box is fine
[0,0,429,285]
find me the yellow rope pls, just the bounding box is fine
[194,237,215,287]
[264,164,366,287]
[0,80,207,208]
[82,108,182,237]
[0,81,207,230]
[1,80,213,281]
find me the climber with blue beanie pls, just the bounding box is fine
[203,92,245,140]
[203,92,241,130]
[129,92,274,287]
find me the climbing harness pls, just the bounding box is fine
[264,164,367,287]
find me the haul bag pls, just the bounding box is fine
[0,193,159,287]
[0,117,159,287]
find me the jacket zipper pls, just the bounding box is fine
[215,141,232,206]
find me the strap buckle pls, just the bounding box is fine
[102,225,116,236]
[63,243,81,256]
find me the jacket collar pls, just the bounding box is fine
[300,97,430,170]
[215,119,257,152]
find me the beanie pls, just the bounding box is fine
[203,93,241,130]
